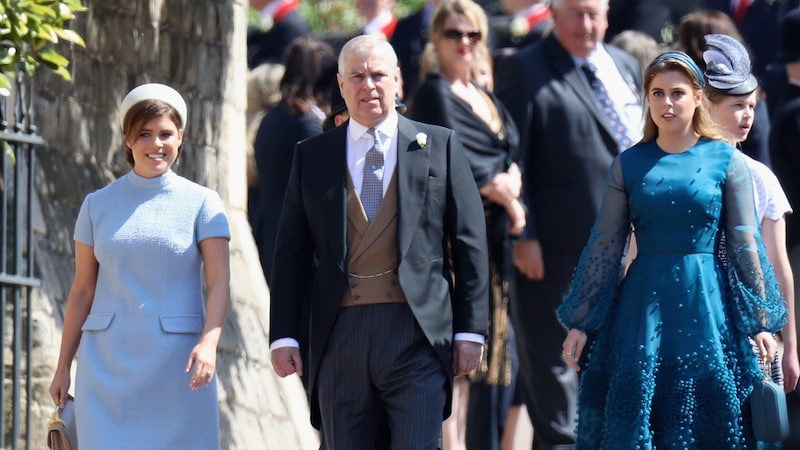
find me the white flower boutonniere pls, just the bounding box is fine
[509,16,530,40]
[416,132,428,148]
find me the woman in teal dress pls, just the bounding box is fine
[558,51,788,448]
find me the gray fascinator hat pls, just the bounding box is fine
[703,34,758,96]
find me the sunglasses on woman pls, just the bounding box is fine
[442,29,482,44]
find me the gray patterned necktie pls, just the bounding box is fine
[361,128,385,223]
[581,62,633,152]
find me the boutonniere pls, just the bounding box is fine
[509,16,530,40]
[416,132,428,148]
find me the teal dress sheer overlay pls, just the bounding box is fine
[557,138,788,449]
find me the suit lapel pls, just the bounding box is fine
[548,37,635,155]
[546,36,602,123]
[321,125,349,270]
[396,116,428,258]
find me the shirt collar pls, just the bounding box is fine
[513,3,548,20]
[572,43,609,68]
[364,11,395,35]
[348,110,399,142]
[262,0,293,18]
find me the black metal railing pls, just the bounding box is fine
[0,72,44,450]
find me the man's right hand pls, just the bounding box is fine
[271,347,304,378]
[513,239,545,280]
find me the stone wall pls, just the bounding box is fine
[23,1,318,448]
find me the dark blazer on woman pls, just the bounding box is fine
[252,103,322,284]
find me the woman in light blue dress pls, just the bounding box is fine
[558,52,787,448]
[49,83,231,450]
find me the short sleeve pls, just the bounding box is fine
[197,190,230,242]
[74,194,95,246]
[746,157,792,221]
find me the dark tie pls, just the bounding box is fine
[361,128,385,223]
[581,62,633,152]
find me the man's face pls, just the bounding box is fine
[551,0,608,58]
[337,50,400,128]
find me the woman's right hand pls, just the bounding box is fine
[49,369,71,408]
[562,328,587,372]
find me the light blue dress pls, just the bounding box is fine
[73,170,230,450]
[558,139,787,449]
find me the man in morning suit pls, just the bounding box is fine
[269,34,490,449]
[494,0,642,448]
[247,0,310,69]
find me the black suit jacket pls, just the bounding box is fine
[495,35,642,252]
[606,0,671,41]
[769,83,800,247]
[269,115,490,426]
[252,103,322,284]
[247,10,310,69]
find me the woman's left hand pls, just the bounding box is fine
[186,339,218,390]
[754,331,779,365]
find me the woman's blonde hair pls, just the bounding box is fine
[420,0,490,78]
[640,52,725,143]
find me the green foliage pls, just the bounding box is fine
[0,0,87,96]
[249,0,427,35]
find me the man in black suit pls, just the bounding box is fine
[494,0,642,447]
[769,10,800,447]
[492,0,552,51]
[269,34,490,449]
[247,0,310,69]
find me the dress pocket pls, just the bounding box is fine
[159,315,203,334]
[81,312,115,331]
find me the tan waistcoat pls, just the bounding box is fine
[341,172,407,307]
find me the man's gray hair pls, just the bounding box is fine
[338,34,399,74]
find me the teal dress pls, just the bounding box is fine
[558,138,788,449]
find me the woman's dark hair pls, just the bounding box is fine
[122,100,183,167]
[280,36,336,115]
[674,10,747,70]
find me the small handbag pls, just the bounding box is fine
[751,361,789,442]
[47,395,78,450]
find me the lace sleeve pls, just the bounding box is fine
[724,151,788,335]
[558,156,630,332]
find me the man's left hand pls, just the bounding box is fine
[452,340,484,376]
